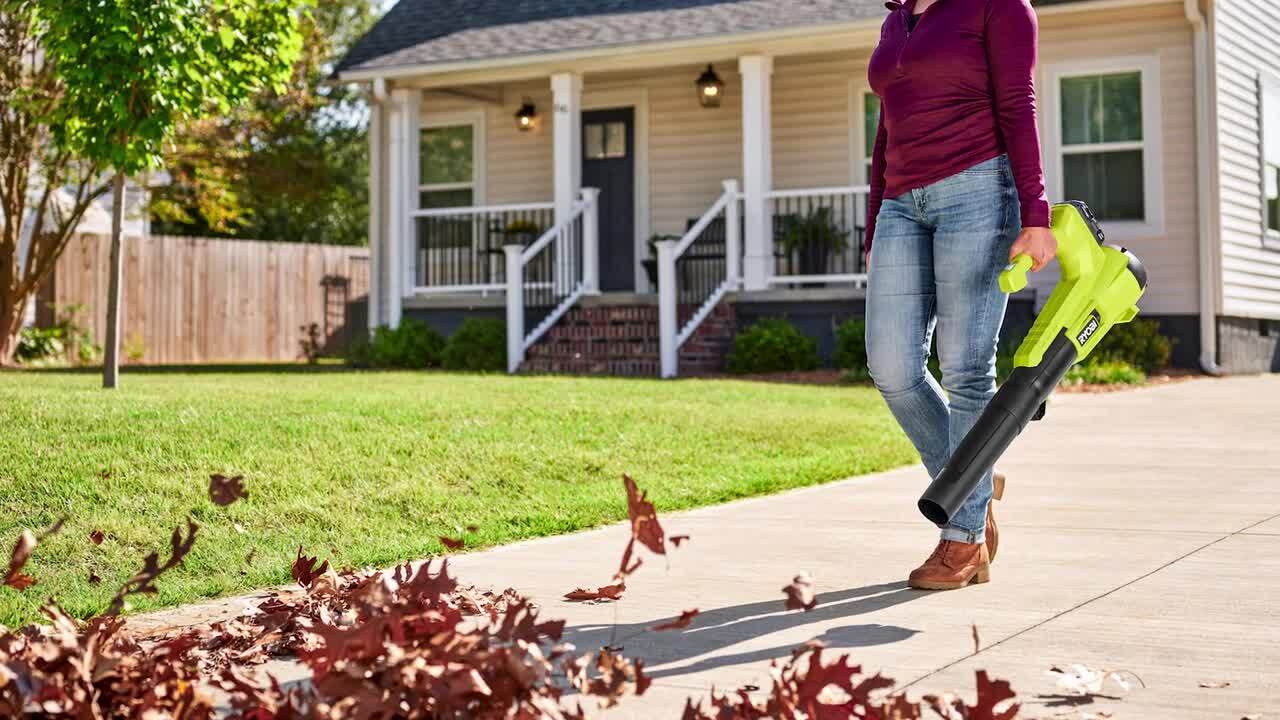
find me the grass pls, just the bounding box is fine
[0,367,914,626]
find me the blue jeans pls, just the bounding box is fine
[865,154,1019,543]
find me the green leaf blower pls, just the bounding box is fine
[917,201,1148,526]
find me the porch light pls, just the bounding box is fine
[696,64,724,108]
[515,99,538,131]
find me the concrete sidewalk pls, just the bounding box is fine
[440,375,1280,718]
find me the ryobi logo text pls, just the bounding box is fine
[1076,310,1102,346]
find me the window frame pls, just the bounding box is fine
[1041,55,1164,238]
[418,109,487,210]
[1259,72,1280,248]
[849,81,880,187]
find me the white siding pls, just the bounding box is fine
[1214,0,1280,319]
[1025,4,1199,315]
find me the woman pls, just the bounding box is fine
[864,0,1057,590]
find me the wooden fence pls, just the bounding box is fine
[39,234,370,365]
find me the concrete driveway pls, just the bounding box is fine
[443,374,1280,718]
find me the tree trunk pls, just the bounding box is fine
[0,291,28,367]
[103,172,126,389]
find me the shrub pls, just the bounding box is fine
[833,319,868,372]
[346,320,445,369]
[15,304,99,366]
[1063,359,1146,386]
[727,318,819,374]
[441,318,506,372]
[1089,318,1172,374]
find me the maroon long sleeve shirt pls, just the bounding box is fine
[865,0,1051,251]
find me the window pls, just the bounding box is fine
[419,124,475,209]
[1044,57,1162,235]
[585,121,627,159]
[1261,74,1280,238]
[862,93,881,181]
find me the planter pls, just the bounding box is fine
[795,241,833,277]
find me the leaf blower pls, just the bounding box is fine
[917,201,1148,526]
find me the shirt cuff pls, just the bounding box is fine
[1021,198,1051,229]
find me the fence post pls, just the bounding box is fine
[656,240,679,379]
[581,187,600,294]
[504,244,525,374]
[722,179,742,289]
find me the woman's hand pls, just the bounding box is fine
[1009,226,1057,271]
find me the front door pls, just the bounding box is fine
[582,108,636,292]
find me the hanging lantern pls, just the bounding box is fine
[515,99,538,131]
[696,64,725,108]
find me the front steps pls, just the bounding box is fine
[521,302,736,377]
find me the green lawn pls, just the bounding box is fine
[0,368,914,626]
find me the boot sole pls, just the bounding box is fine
[909,565,991,591]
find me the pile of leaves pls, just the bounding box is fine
[0,473,1041,719]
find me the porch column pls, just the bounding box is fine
[739,55,773,292]
[386,86,421,327]
[551,72,583,224]
[366,93,384,330]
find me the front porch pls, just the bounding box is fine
[367,48,880,377]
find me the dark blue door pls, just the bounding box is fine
[582,108,636,292]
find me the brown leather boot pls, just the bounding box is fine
[908,540,991,590]
[987,470,1006,563]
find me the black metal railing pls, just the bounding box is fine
[673,211,738,331]
[414,205,554,290]
[769,190,868,280]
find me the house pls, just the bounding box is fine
[336,0,1280,377]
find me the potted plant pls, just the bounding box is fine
[501,219,543,246]
[778,207,849,277]
[642,233,682,291]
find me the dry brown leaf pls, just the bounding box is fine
[440,535,465,552]
[1200,680,1231,689]
[652,609,700,631]
[90,529,106,545]
[564,581,625,602]
[209,473,248,506]
[782,572,817,612]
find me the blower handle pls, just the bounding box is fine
[999,254,1035,294]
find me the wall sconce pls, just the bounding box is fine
[515,99,538,131]
[696,64,725,108]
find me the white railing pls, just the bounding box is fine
[504,188,600,373]
[410,201,556,294]
[766,185,870,288]
[656,180,742,379]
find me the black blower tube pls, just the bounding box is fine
[917,332,1079,526]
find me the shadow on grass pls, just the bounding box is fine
[560,581,922,685]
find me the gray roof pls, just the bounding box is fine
[337,0,1089,76]
[337,0,887,75]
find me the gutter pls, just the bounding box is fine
[1185,0,1223,375]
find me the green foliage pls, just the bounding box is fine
[347,320,445,369]
[1088,319,1172,374]
[1063,359,1146,386]
[38,0,304,174]
[16,305,100,366]
[727,318,820,374]
[778,207,850,254]
[833,319,870,381]
[502,220,543,237]
[441,319,506,372]
[150,0,379,246]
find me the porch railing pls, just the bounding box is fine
[504,188,600,373]
[411,202,556,294]
[766,186,870,287]
[656,180,741,379]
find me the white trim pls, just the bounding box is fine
[766,185,870,199]
[367,100,383,330]
[849,81,877,186]
[419,108,487,207]
[1041,55,1164,239]
[583,86,651,292]
[1258,71,1280,247]
[767,273,869,288]
[740,54,774,292]
[411,201,553,218]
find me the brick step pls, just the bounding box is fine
[522,357,659,377]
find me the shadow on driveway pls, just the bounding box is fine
[560,581,922,683]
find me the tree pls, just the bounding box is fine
[0,1,112,366]
[151,0,379,246]
[39,0,303,388]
